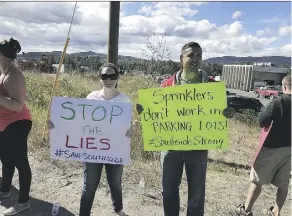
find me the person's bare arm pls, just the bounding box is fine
[0,71,26,112]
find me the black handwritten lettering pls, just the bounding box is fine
[107,156,114,162]
[176,105,206,116]
[207,92,214,100]
[146,136,224,149]
[152,88,214,107]
[154,135,193,148]
[100,155,107,161]
[59,150,124,164]
[152,89,165,105]
[195,91,213,100]
[114,157,122,163]
[151,121,192,133]
[67,151,82,159]
[143,108,162,121]
[63,150,70,158]
[193,136,224,148]
[83,153,99,160]
[199,120,227,130]
[143,107,170,121]
[185,89,192,100]
[209,108,222,115]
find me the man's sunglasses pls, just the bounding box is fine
[100,74,118,80]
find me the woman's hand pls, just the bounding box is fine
[48,120,55,130]
[126,128,132,138]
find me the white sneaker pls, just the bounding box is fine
[3,202,30,215]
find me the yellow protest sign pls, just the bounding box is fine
[138,82,229,151]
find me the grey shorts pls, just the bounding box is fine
[250,147,291,189]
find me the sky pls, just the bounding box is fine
[0,1,291,61]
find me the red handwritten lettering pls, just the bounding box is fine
[64,135,111,150]
[86,137,97,149]
[100,138,110,150]
[80,137,83,148]
[65,135,78,148]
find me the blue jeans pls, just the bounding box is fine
[79,162,124,216]
[161,150,208,216]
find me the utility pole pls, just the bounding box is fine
[107,2,120,66]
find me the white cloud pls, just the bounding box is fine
[256,30,265,37]
[0,2,82,24]
[261,17,285,23]
[256,28,271,36]
[173,19,216,38]
[278,25,292,36]
[138,2,203,17]
[0,2,288,61]
[202,43,291,59]
[213,21,244,38]
[232,11,243,20]
[247,44,291,57]
[138,5,152,16]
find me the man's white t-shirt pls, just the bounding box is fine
[86,90,131,103]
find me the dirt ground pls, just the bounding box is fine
[0,153,291,216]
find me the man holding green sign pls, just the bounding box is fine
[136,42,235,216]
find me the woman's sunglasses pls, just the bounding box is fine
[100,74,118,80]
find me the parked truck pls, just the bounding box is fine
[254,85,283,99]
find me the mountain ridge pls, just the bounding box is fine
[18,51,291,67]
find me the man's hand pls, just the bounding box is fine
[136,104,144,115]
[222,107,235,119]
